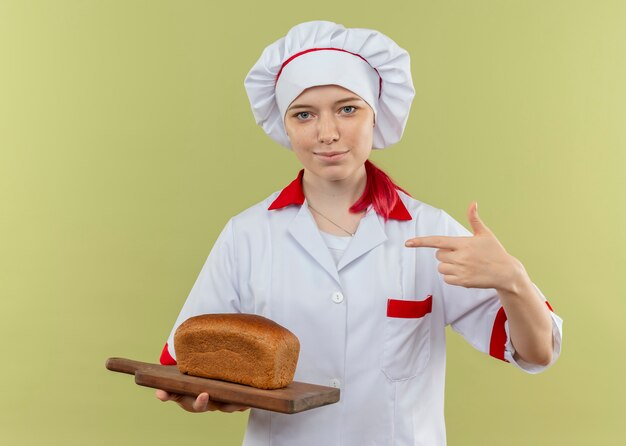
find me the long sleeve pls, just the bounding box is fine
[159,219,241,364]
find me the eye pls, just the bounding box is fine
[295,111,311,120]
[341,106,356,114]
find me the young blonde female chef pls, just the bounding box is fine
[155,21,563,446]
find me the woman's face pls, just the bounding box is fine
[284,84,375,184]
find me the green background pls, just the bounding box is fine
[1,0,624,444]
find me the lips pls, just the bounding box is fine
[314,150,349,158]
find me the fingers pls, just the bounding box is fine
[441,274,463,287]
[435,248,455,263]
[405,235,465,249]
[156,389,249,413]
[156,389,206,412]
[193,392,209,412]
[437,262,456,276]
[210,402,250,413]
[155,389,170,402]
[406,202,494,249]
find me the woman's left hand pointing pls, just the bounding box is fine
[404,202,527,291]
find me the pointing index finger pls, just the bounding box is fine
[405,236,460,249]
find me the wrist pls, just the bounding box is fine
[496,256,532,297]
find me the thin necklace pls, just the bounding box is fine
[307,204,355,237]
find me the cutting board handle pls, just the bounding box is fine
[105,357,153,375]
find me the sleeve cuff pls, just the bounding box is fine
[504,311,563,374]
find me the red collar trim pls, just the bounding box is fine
[268,170,306,210]
[387,195,412,221]
[268,170,412,221]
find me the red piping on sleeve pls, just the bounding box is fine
[489,301,554,363]
[160,342,177,365]
[489,307,510,362]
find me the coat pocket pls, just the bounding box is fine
[382,296,432,381]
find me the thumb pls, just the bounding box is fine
[467,201,490,235]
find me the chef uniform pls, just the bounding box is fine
[160,21,564,446]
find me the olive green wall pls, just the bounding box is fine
[1,0,624,444]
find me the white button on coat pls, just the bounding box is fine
[329,378,341,388]
[331,291,344,303]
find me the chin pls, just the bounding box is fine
[314,166,361,182]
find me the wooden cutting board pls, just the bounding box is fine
[106,357,340,414]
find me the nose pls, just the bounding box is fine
[317,114,339,144]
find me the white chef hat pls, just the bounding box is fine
[244,21,415,149]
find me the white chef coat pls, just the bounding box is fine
[161,169,563,446]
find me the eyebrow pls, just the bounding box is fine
[288,97,364,111]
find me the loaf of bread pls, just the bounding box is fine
[173,313,300,389]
